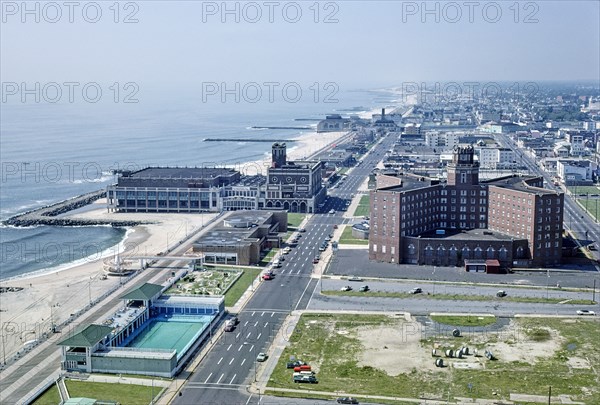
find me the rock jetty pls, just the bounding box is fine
[3,189,146,228]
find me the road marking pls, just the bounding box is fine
[254,321,259,327]
[264,322,269,327]
[245,394,253,405]
[229,357,235,365]
[261,311,265,316]
[252,311,256,316]
[217,357,223,365]
[295,275,314,311]
[246,332,252,339]
[235,332,241,339]
[257,332,262,340]
[271,312,275,317]
[249,344,254,352]
[229,374,237,385]
[244,321,249,326]
[216,373,224,384]
[241,358,246,366]
[204,372,213,384]
[227,344,232,351]
[238,345,243,352]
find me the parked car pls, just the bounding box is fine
[577,310,596,316]
[224,320,235,332]
[333,224,338,229]
[496,290,507,297]
[329,209,335,214]
[313,257,320,264]
[293,374,317,383]
[337,398,359,404]
[262,273,273,280]
[230,315,239,325]
[256,352,268,362]
[348,276,363,282]
[358,285,369,292]
[298,228,306,233]
[340,286,353,292]
[409,287,422,294]
[319,246,326,251]
[286,360,305,369]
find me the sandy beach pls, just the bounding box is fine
[0,106,387,363]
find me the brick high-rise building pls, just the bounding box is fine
[369,145,563,269]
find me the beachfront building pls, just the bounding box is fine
[106,167,241,213]
[369,145,564,269]
[192,210,287,265]
[317,114,350,132]
[106,143,326,214]
[266,143,326,213]
[58,282,224,378]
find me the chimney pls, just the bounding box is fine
[381,108,385,119]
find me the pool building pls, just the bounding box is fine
[58,283,224,377]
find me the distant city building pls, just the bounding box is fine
[317,114,350,132]
[369,146,564,269]
[556,159,597,185]
[424,131,461,149]
[476,147,517,170]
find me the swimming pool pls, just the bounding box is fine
[126,316,211,358]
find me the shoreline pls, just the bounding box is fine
[0,104,389,363]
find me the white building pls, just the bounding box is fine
[425,131,461,149]
[556,159,597,185]
[476,147,516,169]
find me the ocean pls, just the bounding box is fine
[0,87,397,280]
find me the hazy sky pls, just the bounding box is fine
[1,0,599,90]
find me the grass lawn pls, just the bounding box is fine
[430,315,497,327]
[568,185,600,195]
[287,213,306,229]
[353,195,370,217]
[223,267,262,307]
[65,380,160,405]
[576,198,600,222]
[339,226,369,245]
[32,384,60,405]
[266,314,600,403]
[259,248,280,266]
[321,290,596,305]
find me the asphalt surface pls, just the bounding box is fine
[173,136,398,404]
[327,248,600,290]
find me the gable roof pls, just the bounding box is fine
[57,324,113,347]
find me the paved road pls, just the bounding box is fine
[327,248,600,290]
[499,134,600,264]
[173,134,399,404]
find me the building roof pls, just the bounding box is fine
[120,283,163,301]
[57,324,113,347]
[126,167,237,179]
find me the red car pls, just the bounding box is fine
[262,273,273,280]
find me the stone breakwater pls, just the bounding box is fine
[3,189,146,227]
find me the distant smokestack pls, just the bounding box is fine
[382,108,385,119]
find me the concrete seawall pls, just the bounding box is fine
[2,189,145,227]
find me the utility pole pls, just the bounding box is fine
[593,279,596,304]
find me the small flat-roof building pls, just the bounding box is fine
[192,210,287,265]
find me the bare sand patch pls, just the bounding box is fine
[355,321,439,376]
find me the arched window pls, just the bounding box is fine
[516,246,525,259]
[425,245,433,256]
[474,247,483,259]
[499,247,508,260]
[461,246,470,259]
[437,246,446,257]
[486,246,495,259]
[408,244,416,255]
